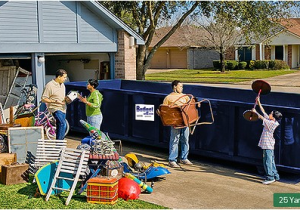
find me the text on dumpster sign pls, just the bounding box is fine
[135,104,154,121]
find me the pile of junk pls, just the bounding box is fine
[32,119,171,206]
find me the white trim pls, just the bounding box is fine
[259,43,263,60]
[283,44,286,61]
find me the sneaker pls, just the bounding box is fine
[169,161,180,168]
[179,159,193,165]
[262,179,275,185]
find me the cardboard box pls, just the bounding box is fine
[0,153,16,173]
[0,163,29,185]
[14,113,35,127]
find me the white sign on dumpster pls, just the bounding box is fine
[135,104,154,121]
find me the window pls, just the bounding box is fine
[238,47,252,61]
[275,46,283,60]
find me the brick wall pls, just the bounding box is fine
[115,30,136,80]
[264,46,271,60]
[255,44,260,60]
[288,45,292,68]
[187,48,219,69]
[225,47,235,60]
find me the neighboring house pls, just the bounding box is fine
[149,26,221,69]
[0,1,144,102]
[235,18,300,69]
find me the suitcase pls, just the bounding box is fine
[0,163,29,185]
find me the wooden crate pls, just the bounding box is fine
[0,163,29,185]
[0,153,16,173]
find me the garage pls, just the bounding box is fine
[150,48,187,69]
[0,1,144,103]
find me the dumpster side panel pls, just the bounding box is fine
[65,80,300,173]
[101,90,127,136]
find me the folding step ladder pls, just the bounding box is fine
[45,148,89,206]
[4,67,31,109]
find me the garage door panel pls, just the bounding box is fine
[150,49,167,68]
[170,49,187,68]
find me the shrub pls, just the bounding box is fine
[226,60,238,70]
[254,60,269,69]
[249,60,255,70]
[238,61,247,70]
[269,60,276,69]
[273,60,290,70]
[213,60,221,70]
[213,60,228,70]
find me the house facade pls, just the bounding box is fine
[149,26,220,69]
[235,18,300,69]
[0,1,144,102]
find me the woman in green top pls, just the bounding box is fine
[79,79,103,130]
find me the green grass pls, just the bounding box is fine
[0,178,167,209]
[145,69,297,83]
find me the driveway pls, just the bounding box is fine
[65,71,300,208]
[66,135,300,209]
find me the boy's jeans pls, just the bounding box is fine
[53,110,67,140]
[169,127,189,162]
[263,149,280,181]
[87,113,103,130]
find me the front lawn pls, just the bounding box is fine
[0,179,167,209]
[145,69,297,83]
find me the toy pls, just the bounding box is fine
[125,173,153,193]
[118,177,141,200]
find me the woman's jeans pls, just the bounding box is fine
[87,113,103,130]
[53,110,67,140]
[169,127,189,162]
[263,149,280,181]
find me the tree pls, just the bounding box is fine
[191,13,241,72]
[199,1,297,72]
[101,1,297,79]
[101,1,207,80]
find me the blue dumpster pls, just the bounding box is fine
[65,80,300,173]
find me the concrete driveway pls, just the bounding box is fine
[66,71,300,208]
[66,135,300,209]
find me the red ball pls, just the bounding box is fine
[118,177,141,200]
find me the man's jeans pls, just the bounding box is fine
[169,127,189,162]
[53,110,67,140]
[263,149,280,181]
[87,113,103,130]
